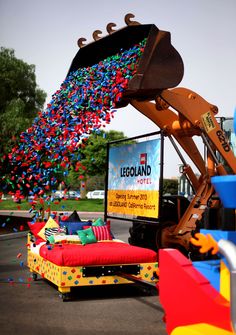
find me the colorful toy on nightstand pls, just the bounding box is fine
[158,173,236,334]
[191,232,236,333]
[159,245,232,335]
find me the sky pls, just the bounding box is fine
[0,0,236,178]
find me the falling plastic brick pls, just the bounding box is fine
[0,39,146,196]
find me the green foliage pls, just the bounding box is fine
[81,130,128,176]
[86,175,105,191]
[67,130,128,186]
[163,178,178,195]
[0,198,104,212]
[0,47,46,154]
[64,166,81,189]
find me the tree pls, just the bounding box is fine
[79,130,127,176]
[66,130,128,195]
[0,47,46,155]
[163,178,178,195]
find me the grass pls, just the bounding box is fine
[0,198,104,212]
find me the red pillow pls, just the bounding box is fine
[27,221,46,243]
[82,225,91,230]
[92,226,113,241]
[60,215,69,221]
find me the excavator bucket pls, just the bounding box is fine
[67,14,184,105]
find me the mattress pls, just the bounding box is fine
[39,241,157,267]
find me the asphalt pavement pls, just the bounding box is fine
[0,219,167,335]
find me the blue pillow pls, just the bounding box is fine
[60,221,92,235]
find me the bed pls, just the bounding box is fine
[27,213,158,300]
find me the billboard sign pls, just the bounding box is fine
[107,138,161,218]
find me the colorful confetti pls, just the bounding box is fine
[0,39,146,197]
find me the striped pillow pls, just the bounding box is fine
[45,227,67,239]
[92,226,113,241]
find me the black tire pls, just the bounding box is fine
[32,273,37,281]
[59,292,70,302]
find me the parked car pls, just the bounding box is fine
[54,191,64,199]
[86,191,92,199]
[86,190,104,199]
[54,190,80,199]
[65,191,81,199]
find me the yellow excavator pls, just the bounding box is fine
[68,13,236,257]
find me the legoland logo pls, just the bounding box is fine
[140,153,147,165]
[120,152,151,177]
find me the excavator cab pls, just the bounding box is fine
[218,117,236,157]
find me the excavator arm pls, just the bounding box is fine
[131,87,236,251]
[160,88,236,175]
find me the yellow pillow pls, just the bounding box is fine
[37,217,59,240]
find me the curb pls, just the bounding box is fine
[0,231,29,241]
